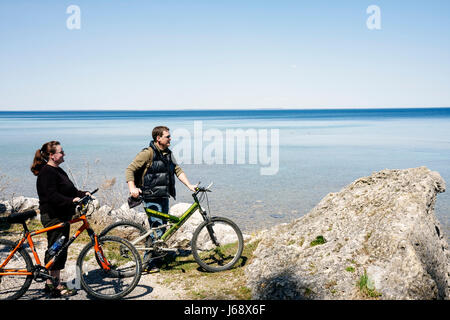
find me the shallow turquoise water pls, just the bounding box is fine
[1,109,449,237]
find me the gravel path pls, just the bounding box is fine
[15,239,186,301]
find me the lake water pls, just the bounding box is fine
[1,108,449,238]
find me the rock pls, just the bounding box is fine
[89,202,148,228]
[245,167,450,300]
[166,203,204,249]
[0,196,39,212]
[88,204,113,226]
[166,203,250,250]
[0,200,12,214]
[0,196,40,220]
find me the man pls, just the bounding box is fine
[125,126,197,272]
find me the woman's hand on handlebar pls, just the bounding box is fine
[73,191,91,203]
[84,191,94,199]
[73,190,96,204]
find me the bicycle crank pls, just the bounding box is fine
[32,265,55,284]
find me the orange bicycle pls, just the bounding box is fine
[0,189,142,300]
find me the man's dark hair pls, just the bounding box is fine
[152,126,170,141]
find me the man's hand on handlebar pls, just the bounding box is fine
[129,187,142,198]
[188,183,198,192]
[194,182,213,193]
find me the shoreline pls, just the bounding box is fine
[1,167,449,300]
[1,193,450,242]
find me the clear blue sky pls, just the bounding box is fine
[1,0,449,110]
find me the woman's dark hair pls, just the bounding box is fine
[31,141,60,176]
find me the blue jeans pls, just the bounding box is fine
[143,198,169,267]
[144,198,169,239]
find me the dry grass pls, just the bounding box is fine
[65,159,128,211]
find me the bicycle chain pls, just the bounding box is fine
[152,241,169,260]
[32,265,53,283]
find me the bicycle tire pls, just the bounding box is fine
[0,239,34,300]
[77,235,142,300]
[99,220,152,251]
[191,217,244,272]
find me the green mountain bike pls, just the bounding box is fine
[99,183,244,272]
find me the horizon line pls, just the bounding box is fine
[1,106,450,112]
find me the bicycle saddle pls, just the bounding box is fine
[0,210,37,224]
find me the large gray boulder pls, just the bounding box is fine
[165,203,204,248]
[165,203,250,249]
[245,167,449,300]
[89,201,148,228]
[0,196,40,220]
[0,196,39,213]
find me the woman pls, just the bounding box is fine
[31,141,87,297]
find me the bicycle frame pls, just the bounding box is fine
[0,214,110,278]
[111,191,211,252]
[143,200,201,242]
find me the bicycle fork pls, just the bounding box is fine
[86,228,111,271]
[206,224,220,246]
[197,207,220,247]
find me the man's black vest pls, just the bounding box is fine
[142,141,176,201]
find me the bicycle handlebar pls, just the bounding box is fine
[194,182,213,194]
[75,188,99,205]
[127,182,213,205]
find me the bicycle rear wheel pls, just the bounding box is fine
[191,217,244,272]
[77,236,142,300]
[0,239,34,300]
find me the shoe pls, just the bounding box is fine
[143,263,160,274]
[44,283,77,298]
[58,285,77,297]
[142,252,152,265]
[44,283,55,295]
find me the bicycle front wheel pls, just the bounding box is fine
[191,217,244,272]
[0,239,34,300]
[77,236,142,300]
[99,220,151,254]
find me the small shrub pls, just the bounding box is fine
[310,235,326,247]
[357,271,381,298]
